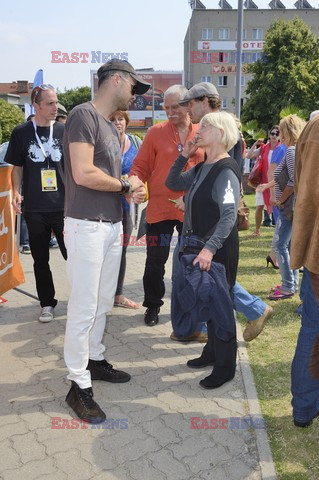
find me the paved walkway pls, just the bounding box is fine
[0,241,276,480]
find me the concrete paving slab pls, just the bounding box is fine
[0,240,276,479]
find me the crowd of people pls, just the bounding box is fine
[4,59,319,429]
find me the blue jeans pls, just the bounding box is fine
[233,282,267,321]
[276,210,299,293]
[291,268,319,423]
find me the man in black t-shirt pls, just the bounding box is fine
[5,84,66,323]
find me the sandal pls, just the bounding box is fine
[270,285,282,292]
[114,297,140,309]
[268,289,294,301]
[250,231,260,238]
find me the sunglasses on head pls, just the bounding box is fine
[270,131,279,137]
[32,84,55,101]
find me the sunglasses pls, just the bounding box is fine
[117,74,137,95]
[270,131,279,137]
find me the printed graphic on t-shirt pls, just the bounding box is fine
[28,137,62,163]
[223,180,235,204]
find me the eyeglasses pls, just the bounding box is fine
[270,131,279,137]
[32,84,55,101]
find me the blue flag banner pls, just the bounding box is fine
[33,69,43,88]
[26,69,44,118]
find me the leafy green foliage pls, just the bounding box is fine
[241,119,266,146]
[241,17,319,129]
[279,105,308,121]
[0,100,24,143]
[57,86,91,113]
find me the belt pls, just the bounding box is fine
[83,218,112,223]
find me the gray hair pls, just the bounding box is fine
[164,84,188,100]
[200,111,239,151]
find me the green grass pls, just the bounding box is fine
[237,194,319,480]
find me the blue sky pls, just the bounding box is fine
[0,0,308,91]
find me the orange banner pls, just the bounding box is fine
[0,166,24,296]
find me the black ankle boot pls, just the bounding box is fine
[199,372,235,389]
[88,359,131,383]
[66,381,106,423]
[144,307,160,326]
[187,346,215,368]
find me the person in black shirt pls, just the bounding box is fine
[5,84,66,323]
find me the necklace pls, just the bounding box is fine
[170,124,185,153]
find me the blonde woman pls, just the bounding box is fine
[259,115,306,300]
[166,111,241,389]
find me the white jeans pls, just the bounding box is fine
[64,217,122,388]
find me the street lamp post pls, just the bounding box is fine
[235,0,244,118]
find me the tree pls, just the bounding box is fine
[57,86,91,113]
[0,100,24,143]
[241,17,319,129]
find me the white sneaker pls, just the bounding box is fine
[39,306,54,323]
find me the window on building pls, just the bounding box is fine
[202,28,213,40]
[221,98,228,110]
[234,76,246,87]
[219,28,230,40]
[251,52,263,63]
[252,28,263,40]
[235,29,247,40]
[218,76,228,87]
[219,52,225,62]
[200,76,213,83]
[201,52,212,64]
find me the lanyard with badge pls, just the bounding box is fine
[32,120,58,192]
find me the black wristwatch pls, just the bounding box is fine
[119,179,133,195]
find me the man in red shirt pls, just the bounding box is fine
[130,85,204,326]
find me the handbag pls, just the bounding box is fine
[237,196,250,231]
[247,157,263,188]
[181,233,207,255]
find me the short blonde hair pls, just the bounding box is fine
[200,111,239,151]
[279,115,306,146]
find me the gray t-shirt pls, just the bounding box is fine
[63,102,122,222]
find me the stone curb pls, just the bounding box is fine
[237,320,277,480]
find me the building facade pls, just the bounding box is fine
[184,4,319,112]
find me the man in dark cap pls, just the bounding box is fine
[63,59,149,423]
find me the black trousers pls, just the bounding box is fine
[202,319,237,381]
[24,211,67,308]
[143,220,183,308]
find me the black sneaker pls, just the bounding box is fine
[144,307,160,326]
[88,359,131,383]
[65,381,106,424]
